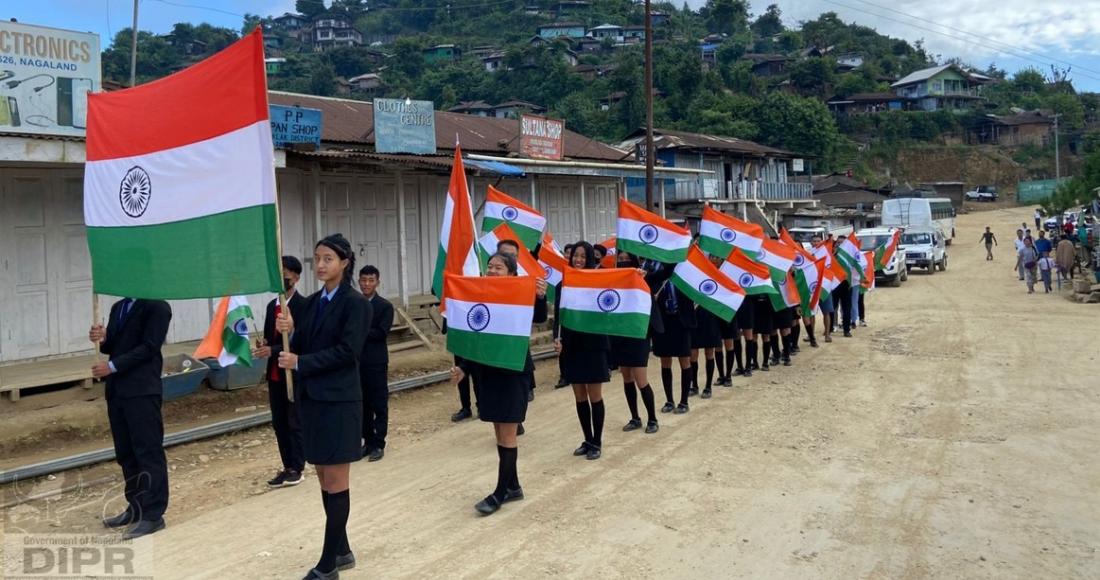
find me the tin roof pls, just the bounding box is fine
[619,127,799,158]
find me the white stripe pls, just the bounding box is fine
[539,260,563,285]
[700,220,763,253]
[675,261,743,305]
[617,218,691,251]
[485,201,545,231]
[85,121,275,227]
[440,194,455,249]
[446,298,533,336]
[720,262,770,289]
[560,286,650,315]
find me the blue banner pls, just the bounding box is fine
[270,105,322,148]
[373,98,436,155]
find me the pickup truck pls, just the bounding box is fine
[964,185,998,202]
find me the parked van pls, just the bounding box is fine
[900,225,947,274]
[882,198,956,245]
[855,227,908,286]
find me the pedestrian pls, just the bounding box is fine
[834,237,854,337]
[1034,209,1042,231]
[1018,236,1039,294]
[1056,235,1076,281]
[553,243,576,390]
[1013,229,1026,280]
[858,290,867,328]
[771,303,794,366]
[690,294,723,399]
[612,251,662,434]
[980,227,997,260]
[89,298,173,540]
[450,252,548,516]
[1038,252,1055,293]
[812,235,834,343]
[849,267,862,331]
[1035,230,1053,256]
[554,242,611,460]
[751,292,776,365]
[450,354,479,421]
[497,239,537,405]
[256,256,308,488]
[358,265,393,462]
[276,233,368,580]
[651,259,697,414]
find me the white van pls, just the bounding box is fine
[882,198,956,245]
[855,227,908,286]
[900,225,947,274]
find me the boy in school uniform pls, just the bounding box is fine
[358,265,394,462]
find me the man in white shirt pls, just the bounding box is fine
[1013,229,1026,280]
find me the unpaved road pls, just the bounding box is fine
[4,206,1099,579]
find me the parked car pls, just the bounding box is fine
[855,227,908,286]
[965,185,998,201]
[900,225,947,274]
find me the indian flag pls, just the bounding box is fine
[597,235,618,268]
[836,236,868,279]
[874,230,902,271]
[444,273,536,371]
[777,270,801,309]
[698,205,764,258]
[812,240,833,268]
[861,251,875,294]
[720,248,777,297]
[560,268,651,339]
[84,30,281,299]
[616,198,690,263]
[482,185,545,249]
[477,221,542,276]
[432,146,481,300]
[193,296,254,367]
[671,246,745,322]
[538,241,569,304]
[542,229,564,257]
[754,239,797,310]
[781,229,820,316]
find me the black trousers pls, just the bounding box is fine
[361,365,389,451]
[267,379,305,472]
[837,284,853,332]
[107,394,169,521]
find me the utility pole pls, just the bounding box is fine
[129,0,139,87]
[643,0,655,210]
[1053,114,1061,181]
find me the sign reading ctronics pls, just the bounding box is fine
[520,114,563,160]
[0,21,101,137]
[269,105,322,148]
[373,98,436,154]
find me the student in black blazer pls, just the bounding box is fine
[357,264,393,462]
[650,263,697,415]
[88,298,172,540]
[254,256,308,488]
[276,234,369,580]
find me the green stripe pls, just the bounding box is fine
[482,217,541,249]
[87,205,281,300]
[222,304,254,367]
[560,308,649,339]
[617,239,688,264]
[793,270,812,309]
[670,275,735,322]
[432,245,447,298]
[697,236,733,259]
[447,328,530,371]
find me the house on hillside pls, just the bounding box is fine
[835,53,864,71]
[538,22,586,39]
[743,53,792,77]
[968,111,1055,146]
[449,101,495,117]
[312,12,362,51]
[588,23,623,40]
[622,26,646,43]
[265,57,287,75]
[347,73,384,95]
[826,92,907,115]
[651,11,670,26]
[424,44,462,63]
[573,63,617,80]
[890,64,985,111]
[482,51,507,72]
[599,89,661,110]
[491,100,547,119]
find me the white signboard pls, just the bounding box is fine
[792,158,804,172]
[0,21,101,137]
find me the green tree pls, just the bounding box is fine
[752,92,839,161]
[787,57,835,95]
[296,0,326,18]
[751,4,784,37]
[101,28,181,85]
[309,62,337,96]
[1043,92,1086,131]
[702,0,749,36]
[1012,68,1047,94]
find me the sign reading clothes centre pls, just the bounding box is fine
[0,21,101,137]
[269,105,322,148]
[373,98,436,154]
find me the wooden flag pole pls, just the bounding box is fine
[92,292,102,362]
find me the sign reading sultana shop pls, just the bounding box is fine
[0,21,101,137]
[520,114,564,160]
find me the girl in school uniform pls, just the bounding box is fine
[611,251,662,435]
[554,242,611,460]
[650,264,697,415]
[277,233,369,580]
[689,304,723,399]
[450,252,548,515]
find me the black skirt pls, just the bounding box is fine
[297,390,363,465]
[773,306,795,329]
[719,317,737,339]
[561,331,611,384]
[472,365,529,423]
[734,302,754,333]
[691,308,723,349]
[652,313,691,358]
[752,297,775,335]
[609,335,650,368]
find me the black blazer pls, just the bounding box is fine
[360,294,394,368]
[100,299,172,400]
[290,284,369,402]
[264,291,307,382]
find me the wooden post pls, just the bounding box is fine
[92,293,102,365]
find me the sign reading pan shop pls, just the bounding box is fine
[373,98,436,154]
[0,21,100,137]
[520,114,563,160]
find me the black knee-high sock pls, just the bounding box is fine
[661,367,674,403]
[639,384,657,422]
[317,490,350,572]
[747,339,757,369]
[623,381,639,420]
[679,368,691,405]
[771,335,780,360]
[782,334,791,359]
[591,400,605,446]
[507,446,519,490]
[495,445,518,497]
[690,361,699,391]
[575,401,593,444]
[807,324,816,342]
[704,358,715,390]
[734,337,744,371]
[714,349,726,379]
[320,491,351,558]
[792,324,801,345]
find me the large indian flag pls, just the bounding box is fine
[836,236,868,279]
[720,248,777,297]
[482,185,545,249]
[432,146,481,300]
[84,30,281,299]
[616,198,691,263]
[698,205,764,258]
[560,268,651,339]
[671,246,745,322]
[193,296,255,367]
[444,273,536,371]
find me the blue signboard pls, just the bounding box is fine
[373,98,436,155]
[270,105,322,148]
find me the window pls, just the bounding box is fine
[902,233,931,245]
[930,201,955,220]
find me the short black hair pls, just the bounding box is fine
[282,255,303,275]
[487,252,518,275]
[497,239,520,252]
[359,265,380,278]
[593,244,607,257]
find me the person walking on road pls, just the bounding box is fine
[1038,252,1056,293]
[980,227,998,260]
[1034,209,1043,231]
[1056,235,1076,282]
[1018,237,1040,294]
[1014,229,1026,280]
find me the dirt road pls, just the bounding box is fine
[4,206,1098,579]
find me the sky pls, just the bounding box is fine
[7,0,1100,92]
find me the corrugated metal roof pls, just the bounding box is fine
[891,64,955,87]
[620,127,799,158]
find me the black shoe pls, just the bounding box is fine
[810,340,818,348]
[701,388,712,399]
[660,402,675,413]
[760,364,770,372]
[475,494,503,516]
[623,418,642,432]
[770,356,780,366]
[451,408,473,422]
[673,403,689,414]
[792,345,801,354]
[573,442,590,456]
[743,369,753,377]
[281,469,304,486]
[844,331,852,338]
[554,377,569,388]
[367,449,384,462]
[102,508,135,528]
[645,420,659,434]
[502,487,525,504]
[688,386,700,397]
[301,566,339,580]
[782,358,791,366]
[735,367,746,376]
[517,423,526,436]
[121,518,165,540]
[527,389,535,402]
[335,552,356,571]
[586,445,602,460]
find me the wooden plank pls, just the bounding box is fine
[389,340,425,353]
[395,307,433,350]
